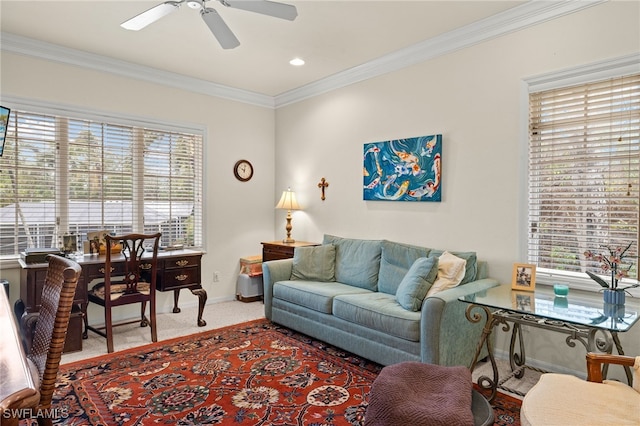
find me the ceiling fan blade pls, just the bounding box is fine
[121,1,181,31]
[220,0,297,21]
[201,8,240,49]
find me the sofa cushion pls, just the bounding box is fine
[273,280,372,314]
[396,257,439,311]
[290,244,336,282]
[426,251,466,296]
[377,240,431,295]
[429,249,477,284]
[323,234,382,291]
[333,293,421,341]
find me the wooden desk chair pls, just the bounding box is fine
[86,233,161,353]
[18,254,82,426]
[521,352,640,425]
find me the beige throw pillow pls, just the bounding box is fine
[426,251,467,296]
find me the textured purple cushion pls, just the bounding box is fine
[365,361,474,426]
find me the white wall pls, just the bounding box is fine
[274,1,640,377]
[0,51,277,322]
[1,0,639,378]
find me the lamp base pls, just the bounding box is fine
[282,237,295,244]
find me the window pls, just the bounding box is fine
[528,73,640,279]
[0,107,203,258]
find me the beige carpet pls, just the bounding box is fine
[61,299,265,364]
[62,299,537,398]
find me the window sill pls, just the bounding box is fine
[536,268,640,298]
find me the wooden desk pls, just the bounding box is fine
[17,249,207,353]
[0,286,40,425]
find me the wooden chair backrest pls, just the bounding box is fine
[27,254,81,409]
[104,233,161,299]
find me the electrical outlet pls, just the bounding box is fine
[213,271,220,282]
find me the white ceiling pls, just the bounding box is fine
[0,1,526,93]
[1,1,601,105]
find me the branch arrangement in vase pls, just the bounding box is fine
[584,242,639,295]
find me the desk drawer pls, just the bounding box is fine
[159,267,200,291]
[164,256,200,270]
[84,262,127,280]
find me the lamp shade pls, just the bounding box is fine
[275,189,301,210]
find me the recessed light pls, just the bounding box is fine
[289,58,305,66]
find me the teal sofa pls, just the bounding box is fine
[263,235,498,367]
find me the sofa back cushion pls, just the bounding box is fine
[429,249,477,284]
[290,244,336,282]
[377,240,431,295]
[323,234,382,290]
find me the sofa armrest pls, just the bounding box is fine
[262,259,293,320]
[420,278,499,366]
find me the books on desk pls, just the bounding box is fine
[20,248,63,264]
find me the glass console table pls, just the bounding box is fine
[459,284,639,401]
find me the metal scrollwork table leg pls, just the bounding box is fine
[466,304,502,402]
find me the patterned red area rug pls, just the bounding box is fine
[474,385,522,426]
[23,319,521,425]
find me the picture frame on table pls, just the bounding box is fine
[62,234,77,254]
[511,263,536,291]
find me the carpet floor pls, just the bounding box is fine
[23,316,522,425]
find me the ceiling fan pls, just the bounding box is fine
[121,0,297,50]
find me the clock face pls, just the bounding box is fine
[234,160,253,182]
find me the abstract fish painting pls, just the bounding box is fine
[363,134,441,202]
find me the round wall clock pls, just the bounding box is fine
[233,159,254,182]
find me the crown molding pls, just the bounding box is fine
[525,52,640,92]
[0,32,275,109]
[1,1,605,109]
[274,0,605,107]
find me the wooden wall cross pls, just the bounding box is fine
[317,177,329,201]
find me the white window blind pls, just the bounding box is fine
[528,74,640,278]
[0,108,203,257]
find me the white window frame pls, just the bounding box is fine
[520,53,640,297]
[0,97,206,268]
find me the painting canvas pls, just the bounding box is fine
[363,134,441,202]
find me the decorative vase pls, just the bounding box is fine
[603,288,625,305]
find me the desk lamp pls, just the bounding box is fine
[275,188,301,243]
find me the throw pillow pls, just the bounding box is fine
[377,240,431,295]
[426,251,467,296]
[290,244,336,282]
[429,249,477,284]
[395,257,439,311]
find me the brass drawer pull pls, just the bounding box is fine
[175,274,188,281]
[176,260,189,267]
[99,267,114,274]
[140,263,152,270]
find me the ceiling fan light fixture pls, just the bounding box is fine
[120,1,181,31]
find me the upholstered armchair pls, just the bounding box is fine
[521,352,640,425]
